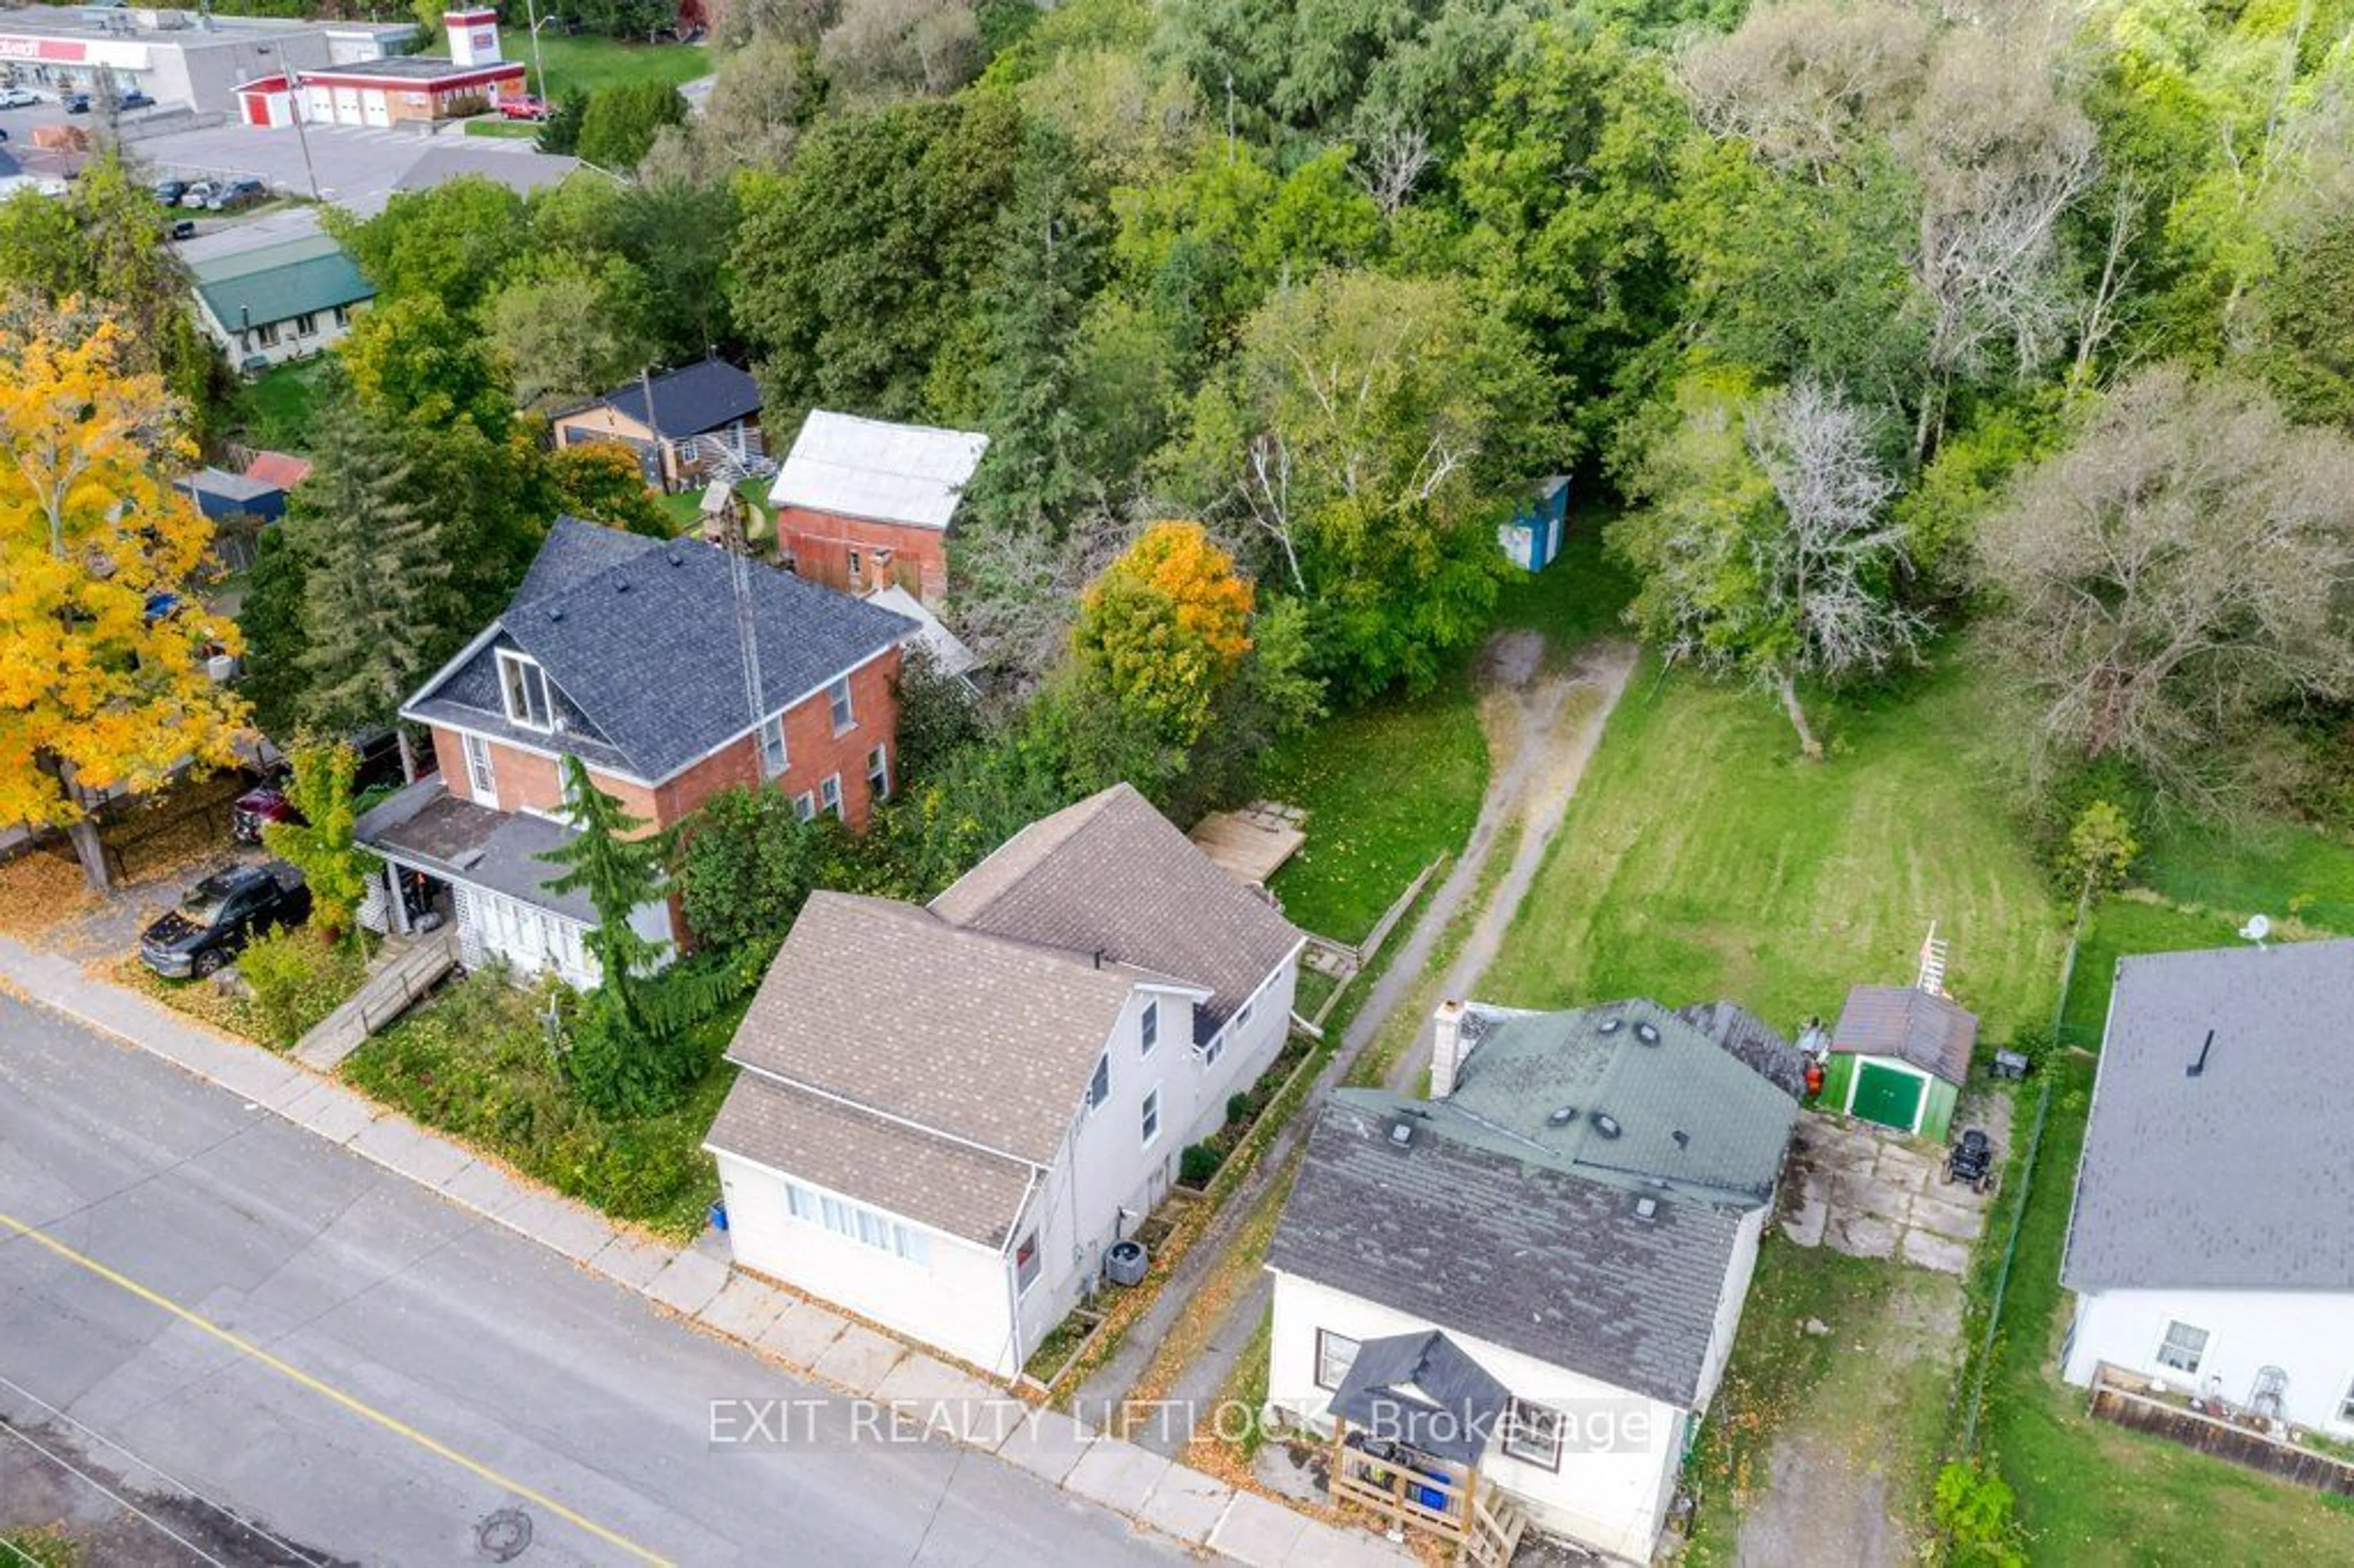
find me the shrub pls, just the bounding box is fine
[1179,1143,1222,1187]
[1933,1460,2027,1568]
[238,925,368,1048]
[2,1530,78,1568]
[1226,1091,1251,1125]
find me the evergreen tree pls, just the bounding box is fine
[237,526,311,743]
[288,400,449,778]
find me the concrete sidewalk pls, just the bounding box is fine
[0,933,1406,1568]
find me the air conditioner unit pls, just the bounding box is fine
[205,653,240,683]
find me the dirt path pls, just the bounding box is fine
[1078,630,1639,1450]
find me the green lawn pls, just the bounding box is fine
[235,355,337,453]
[2136,813,2354,934]
[1478,650,2070,1036]
[1980,1054,2354,1562]
[435,34,709,98]
[462,117,543,139]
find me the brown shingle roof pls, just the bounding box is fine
[930,784,1304,1043]
[707,1072,1035,1248]
[1831,985,1978,1084]
[722,891,1139,1165]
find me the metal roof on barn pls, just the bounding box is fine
[769,409,988,531]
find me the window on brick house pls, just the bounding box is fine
[820,773,842,818]
[758,714,788,779]
[866,743,889,801]
[827,676,855,734]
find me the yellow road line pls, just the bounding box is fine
[0,1208,673,1567]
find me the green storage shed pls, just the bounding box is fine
[1818,984,1977,1141]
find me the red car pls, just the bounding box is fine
[499,94,549,122]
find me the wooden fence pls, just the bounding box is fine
[2088,1365,2354,1497]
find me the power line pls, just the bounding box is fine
[0,1417,229,1568]
[0,1372,330,1568]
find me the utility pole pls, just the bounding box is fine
[286,62,321,200]
[523,0,549,102]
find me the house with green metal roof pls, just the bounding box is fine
[187,225,373,371]
[1264,995,1804,1562]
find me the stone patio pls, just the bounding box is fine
[1780,1091,2013,1276]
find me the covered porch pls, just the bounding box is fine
[354,778,603,991]
[1324,1331,1528,1566]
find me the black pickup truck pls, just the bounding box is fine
[139,862,311,979]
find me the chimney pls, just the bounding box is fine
[1430,999,1466,1100]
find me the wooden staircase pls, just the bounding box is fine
[294,926,458,1069]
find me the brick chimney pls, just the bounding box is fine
[1430,999,1466,1100]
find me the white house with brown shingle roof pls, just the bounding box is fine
[704,783,1306,1376]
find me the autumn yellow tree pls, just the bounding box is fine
[1072,520,1254,745]
[0,299,248,890]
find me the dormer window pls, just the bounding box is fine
[497,649,556,732]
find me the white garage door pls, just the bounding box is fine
[332,86,362,125]
[360,88,389,127]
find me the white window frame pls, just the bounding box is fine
[1141,1086,1162,1149]
[827,676,855,735]
[784,1178,929,1268]
[1314,1329,1359,1391]
[1087,1052,1111,1109]
[2156,1320,2209,1377]
[866,742,890,801]
[793,791,817,823]
[1140,1000,1159,1057]
[496,648,555,733]
[819,772,843,818]
[758,714,788,780]
[2338,1376,2354,1426]
[462,733,497,805]
[1015,1230,1041,1293]
[1202,1029,1225,1068]
[1503,1398,1564,1471]
[294,311,318,337]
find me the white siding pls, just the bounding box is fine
[1271,1262,1694,1553]
[2062,1285,2354,1432]
[716,1151,1017,1374]
[1267,1271,1688,1562]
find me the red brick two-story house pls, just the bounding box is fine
[769,410,988,604]
[354,517,916,988]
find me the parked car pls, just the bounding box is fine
[167,218,196,241]
[207,177,265,211]
[139,862,311,979]
[154,178,188,205]
[498,94,548,121]
[115,89,154,110]
[63,92,90,115]
[230,730,411,843]
[0,87,42,109]
[178,181,217,208]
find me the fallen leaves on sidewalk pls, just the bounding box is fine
[0,853,96,939]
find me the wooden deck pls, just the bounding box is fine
[1188,801,1306,886]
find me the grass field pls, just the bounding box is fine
[463,118,542,139]
[435,34,709,98]
[1478,650,2069,1036]
[235,355,337,453]
[1980,1055,2354,1562]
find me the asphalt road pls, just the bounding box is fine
[0,994,1174,1565]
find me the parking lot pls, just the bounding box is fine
[0,89,576,216]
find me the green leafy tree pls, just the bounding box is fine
[677,783,828,954]
[550,441,671,538]
[1173,269,1545,699]
[2060,799,2140,901]
[486,254,654,408]
[577,82,690,171]
[731,93,1022,419]
[327,177,529,305]
[260,736,384,946]
[237,526,310,743]
[537,91,588,155]
[340,294,515,439]
[2245,208,2354,427]
[890,639,985,779]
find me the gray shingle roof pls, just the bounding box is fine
[707,1071,1034,1249]
[931,783,1304,1042]
[1678,1000,1809,1100]
[1328,1331,1511,1466]
[405,517,915,785]
[2061,939,2354,1292]
[769,410,988,531]
[720,891,1143,1167]
[1446,999,1800,1205]
[587,359,764,438]
[1832,985,1978,1083]
[1269,1092,1751,1408]
[352,777,593,922]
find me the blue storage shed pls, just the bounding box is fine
[1498,474,1570,573]
[180,467,289,526]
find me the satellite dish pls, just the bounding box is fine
[2239,914,2272,948]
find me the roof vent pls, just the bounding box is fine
[1590,1111,1621,1140]
[1546,1105,1578,1127]
[1634,1021,1661,1045]
[1388,1122,1414,1147]
[1596,1017,1623,1035]
[614,578,631,593]
[666,548,684,566]
[1672,1128,1689,1149]
[1634,1197,1659,1222]
[547,607,564,622]
[2187,1028,2215,1079]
